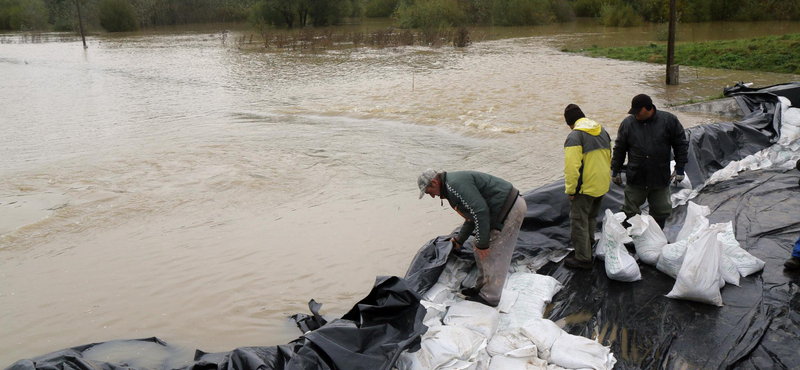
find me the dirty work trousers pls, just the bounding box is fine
[475,195,527,306]
[622,185,672,226]
[570,193,604,263]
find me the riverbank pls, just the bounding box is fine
[567,32,800,74]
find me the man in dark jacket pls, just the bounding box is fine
[418,169,526,307]
[611,94,689,229]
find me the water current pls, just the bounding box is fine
[2,19,799,366]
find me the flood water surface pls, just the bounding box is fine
[1,20,798,365]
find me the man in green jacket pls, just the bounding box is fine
[418,169,526,307]
[562,104,612,270]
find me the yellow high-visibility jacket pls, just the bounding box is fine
[564,118,612,197]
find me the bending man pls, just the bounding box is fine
[611,94,689,229]
[418,169,526,307]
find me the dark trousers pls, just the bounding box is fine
[622,185,672,225]
[570,193,603,263]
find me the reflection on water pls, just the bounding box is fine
[1,19,799,365]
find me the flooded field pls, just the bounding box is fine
[1,18,798,365]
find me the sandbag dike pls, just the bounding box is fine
[6,83,800,370]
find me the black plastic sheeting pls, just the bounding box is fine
[405,84,800,369]
[6,276,426,370]
[7,84,800,370]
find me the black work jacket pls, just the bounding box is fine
[611,108,689,189]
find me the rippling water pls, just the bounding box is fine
[1,20,798,365]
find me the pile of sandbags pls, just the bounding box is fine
[596,200,764,306]
[397,269,615,370]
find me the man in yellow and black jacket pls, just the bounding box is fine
[563,104,612,270]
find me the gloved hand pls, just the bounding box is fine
[611,172,622,186]
[670,171,685,185]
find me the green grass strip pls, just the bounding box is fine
[567,33,800,74]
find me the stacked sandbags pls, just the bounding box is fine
[397,269,615,370]
[596,200,762,305]
[655,201,764,305]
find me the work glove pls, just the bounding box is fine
[670,171,685,185]
[611,172,622,186]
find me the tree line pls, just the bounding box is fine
[1,0,799,32]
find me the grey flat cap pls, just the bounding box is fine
[417,169,439,199]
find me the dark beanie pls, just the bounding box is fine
[564,104,585,126]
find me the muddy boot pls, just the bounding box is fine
[565,256,593,270]
[784,256,800,270]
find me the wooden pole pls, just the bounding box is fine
[666,0,678,84]
[76,0,87,48]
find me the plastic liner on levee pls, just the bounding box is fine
[7,83,800,370]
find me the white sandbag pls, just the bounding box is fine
[437,255,473,290]
[716,222,765,277]
[676,201,711,242]
[423,283,455,304]
[520,319,563,361]
[505,273,563,303]
[720,254,740,287]
[497,289,519,314]
[778,99,800,145]
[396,325,487,370]
[666,226,724,306]
[627,214,668,265]
[602,210,640,282]
[476,349,491,370]
[656,240,689,279]
[497,296,546,332]
[421,300,447,327]
[595,210,626,261]
[549,333,617,370]
[497,273,561,330]
[487,329,538,358]
[488,355,547,370]
[443,301,500,339]
[706,160,740,185]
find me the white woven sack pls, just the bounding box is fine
[676,201,710,242]
[520,318,563,361]
[602,210,640,282]
[667,226,724,306]
[656,240,689,279]
[443,300,500,339]
[595,210,626,261]
[716,222,765,277]
[627,214,668,265]
[549,333,616,370]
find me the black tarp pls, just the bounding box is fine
[404,84,800,369]
[7,84,799,370]
[6,276,426,370]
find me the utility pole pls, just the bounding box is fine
[666,0,678,84]
[76,0,87,48]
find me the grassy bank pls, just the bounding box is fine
[568,33,800,74]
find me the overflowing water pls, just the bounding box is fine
[1,19,798,365]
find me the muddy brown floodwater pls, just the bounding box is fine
[2,18,799,366]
